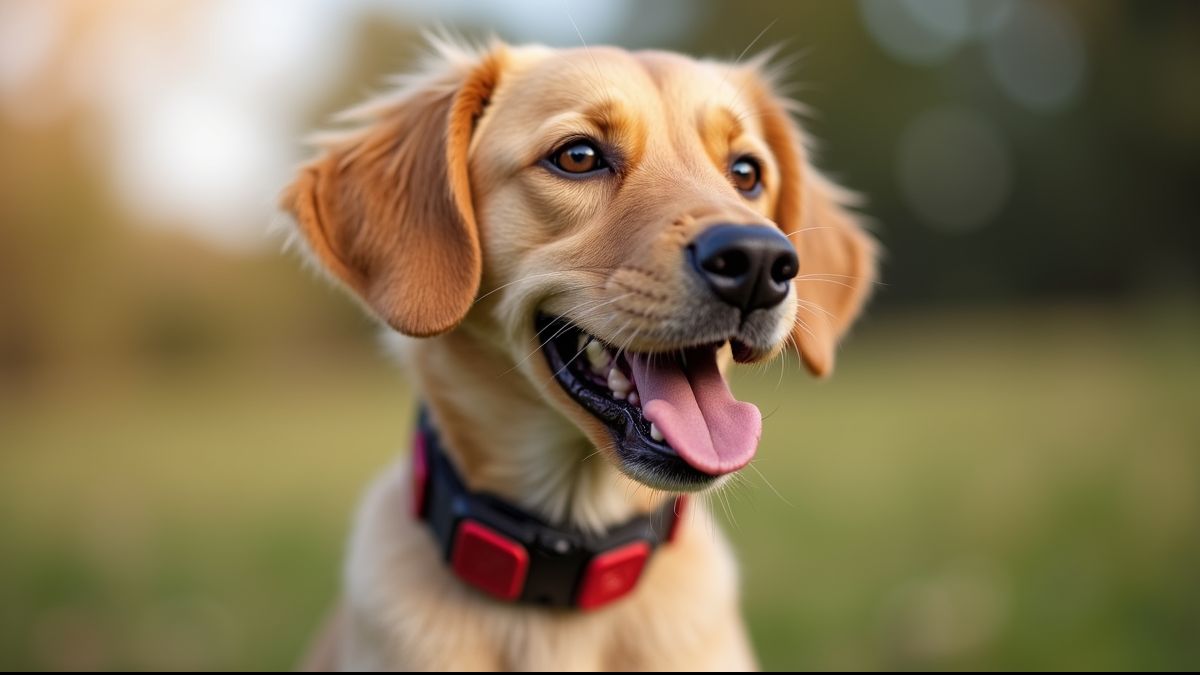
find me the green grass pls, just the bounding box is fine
[2,304,1198,670]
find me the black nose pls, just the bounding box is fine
[688,224,799,314]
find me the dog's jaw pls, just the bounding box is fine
[382,327,668,533]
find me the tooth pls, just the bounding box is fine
[577,333,589,352]
[586,340,610,372]
[612,390,627,401]
[607,367,631,395]
[650,423,664,442]
[627,391,640,407]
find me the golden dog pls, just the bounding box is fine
[283,37,877,671]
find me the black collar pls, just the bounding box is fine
[411,408,686,610]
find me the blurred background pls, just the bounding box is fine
[1,0,1197,669]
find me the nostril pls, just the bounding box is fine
[702,250,750,278]
[770,254,798,283]
[689,223,798,314]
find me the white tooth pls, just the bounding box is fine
[612,390,627,401]
[586,340,610,372]
[607,367,631,394]
[577,333,589,352]
[627,391,640,407]
[650,423,664,442]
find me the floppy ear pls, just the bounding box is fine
[753,79,879,377]
[281,44,505,337]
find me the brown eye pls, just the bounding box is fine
[730,156,762,195]
[551,141,606,174]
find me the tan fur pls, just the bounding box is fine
[283,38,876,671]
[283,45,503,336]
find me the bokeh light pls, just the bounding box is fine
[984,0,1086,112]
[859,0,971,65]
[898,106,1012,233]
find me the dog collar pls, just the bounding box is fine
[410,408,687,610]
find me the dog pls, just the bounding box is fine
[282,37,877,671]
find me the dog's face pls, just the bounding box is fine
[284,41,876,492]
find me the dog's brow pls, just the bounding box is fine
[535,112,607,151]
[534,100,645,165]
[697,105,747,166]
[703,105,745,142]
[536,100,626,135]
[581,99,628,136]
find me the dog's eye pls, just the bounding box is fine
[551,141,607,174]
[730,156,762,196]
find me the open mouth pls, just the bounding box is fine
[537,314,762,490]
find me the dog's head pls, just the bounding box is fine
[283,39,876,492]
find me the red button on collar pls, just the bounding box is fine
[410,433,429,519]
[451,520,529,601]
[576,540,651,610]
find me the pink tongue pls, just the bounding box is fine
[628,350,761,476]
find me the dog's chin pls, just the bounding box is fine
[535,313,784,492]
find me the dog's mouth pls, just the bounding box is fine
[537,314,762,490]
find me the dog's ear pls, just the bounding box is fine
[282,43,505,337]
[751,74,879,377]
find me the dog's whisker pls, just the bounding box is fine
[794,272,870,280]
[781,225,837,237]
[696,492,714,544]
[717,483,739,531]
[616,325,643,367]
[562,2,614,109]
[723,473,749,509]
[715,17,780,97]
[579,446,606,464]
[731,109,785,125]
[795,298,837,321]
[794,295,834,319]
[614,312,647,363]
[505,305,606,374]
[604,316,638,364]
[546,295,634,382]
[530,292,611,337]
[716,18,781,122]
[795,278,859,291]
[770,331,791,394]
[503,293,632,376]
[748,461,795,509]
[795,299,837,326]
[791,313,819,343]
[474,269,606,305]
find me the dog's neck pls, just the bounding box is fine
[385,327,662,534]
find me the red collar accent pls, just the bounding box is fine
[410,409,687,610]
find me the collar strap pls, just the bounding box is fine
[411,408,687,610]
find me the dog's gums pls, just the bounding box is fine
[537,314,762,490]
